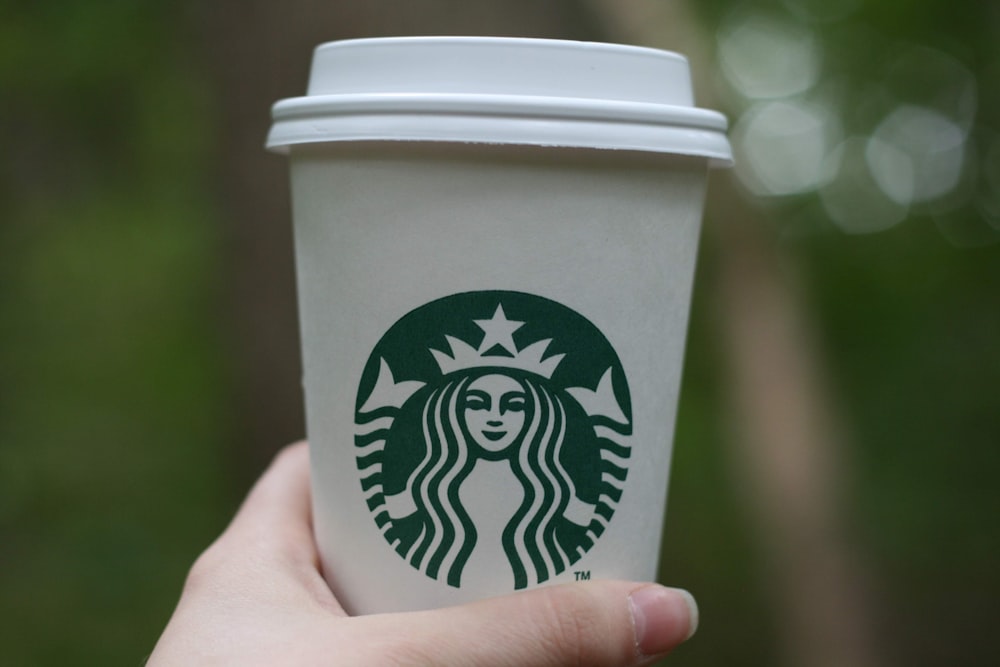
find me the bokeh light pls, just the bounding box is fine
[733,99,839,196]
[716,5,996,245]
[820,136,910,234]
[867,105,967,206]
[718,9,820,100]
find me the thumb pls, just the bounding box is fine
[369,581,698,667]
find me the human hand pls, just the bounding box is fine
[148,442,698,666]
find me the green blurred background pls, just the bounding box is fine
[1,1,997,665]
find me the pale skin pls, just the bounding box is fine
[148,442,698,666]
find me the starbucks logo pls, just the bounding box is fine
[354,291,632,590]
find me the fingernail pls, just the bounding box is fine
[628,585,699,657]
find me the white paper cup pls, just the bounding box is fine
[268,36,731,614]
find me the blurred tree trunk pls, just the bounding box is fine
[710,181,882,667]
[196,0,606,480]
[590,1,884,666]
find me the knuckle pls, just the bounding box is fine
[181,539,237,596]
[274,440,306,464]
[181,546,220,594]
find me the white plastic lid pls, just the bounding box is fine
[267,37,732,166]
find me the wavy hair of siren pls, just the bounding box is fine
[395,370,582,588]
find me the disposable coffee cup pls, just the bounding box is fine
[267,36,732,614]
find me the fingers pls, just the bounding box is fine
[365,581,698,667]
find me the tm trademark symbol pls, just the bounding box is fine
[574,570,591,581]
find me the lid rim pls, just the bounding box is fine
[271,94,730,131]
[266,109,734,166]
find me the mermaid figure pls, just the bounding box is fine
[356,303,630,589]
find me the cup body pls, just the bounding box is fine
[288,142,707,613]
[269,36,730,614]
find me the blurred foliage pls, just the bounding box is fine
[1,2,231,664]
[1,1,998,666]
[802,224,1000,664]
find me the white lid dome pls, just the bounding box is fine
[267,36,732,165]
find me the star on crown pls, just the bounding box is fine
[430,304,565,379]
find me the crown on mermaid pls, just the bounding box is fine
[430,304,564,379]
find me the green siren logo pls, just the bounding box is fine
[354,291,632,590]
